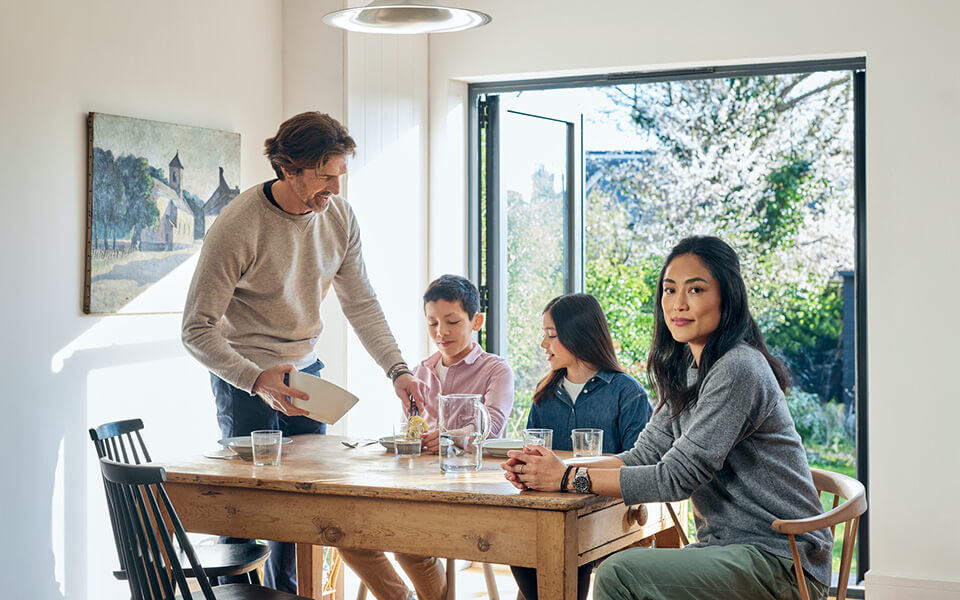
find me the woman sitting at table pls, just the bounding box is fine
[502,236,832,600]
[511,293,651,600]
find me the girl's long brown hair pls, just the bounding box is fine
[533,294,624,406]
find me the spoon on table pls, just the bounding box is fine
[341,439,378,448]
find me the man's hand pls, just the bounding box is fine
[251,364,311,417]
[393,372,426,414]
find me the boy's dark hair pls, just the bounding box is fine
[264,112,356,180]
[423,275,481,318]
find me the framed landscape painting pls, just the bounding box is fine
[85,113,240,314]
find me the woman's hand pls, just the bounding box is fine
[501,455,529,490]
[500,445,567,491]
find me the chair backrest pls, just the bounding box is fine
[89,418,152,464]
[99,457,217,600]
[89,418,153,577]
[772,468,867,600]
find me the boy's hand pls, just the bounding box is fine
[421,428,441,452]
[393,372,426,414]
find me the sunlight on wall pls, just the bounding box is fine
[53,437,65,597]
[51,314,186,375]
[49,288,214,599]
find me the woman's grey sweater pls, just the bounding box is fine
[616,343,833,586]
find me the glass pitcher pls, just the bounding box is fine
[438,393,491,473]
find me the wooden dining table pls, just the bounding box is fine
[160,434,684,599]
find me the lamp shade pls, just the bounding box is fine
[322,1,491,34]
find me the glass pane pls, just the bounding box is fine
[500,110,568,436]
[484,70,859,574]
[583,75,856,563]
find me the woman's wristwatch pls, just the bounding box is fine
[572,467,592,494]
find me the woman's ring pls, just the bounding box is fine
[518,464,524,474]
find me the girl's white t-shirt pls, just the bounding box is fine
[561,377,587,404]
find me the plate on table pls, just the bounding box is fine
[218,436,293,460]
[482,438,524,457]
[378,436,452,452]
[288,371,359,425]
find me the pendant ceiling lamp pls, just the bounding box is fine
[322,1,491,34]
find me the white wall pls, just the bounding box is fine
[342,29,430,438]
[282,1,431,441]
[426,0,960,596]
[0,1,283,598]
[281,0,352,430]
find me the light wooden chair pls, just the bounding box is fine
[772,468,867,600]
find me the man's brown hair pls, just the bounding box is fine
[264,112,357,179]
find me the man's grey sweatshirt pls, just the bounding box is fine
[182,184,404,393]
[616,343,833,586]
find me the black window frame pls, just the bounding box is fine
[468,57,869,587]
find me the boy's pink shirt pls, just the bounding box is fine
[410,343,515,438]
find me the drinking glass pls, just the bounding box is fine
[394,422,422,457]
[522,428,553,451]
[571,428,603,457]
[251,430,283,466]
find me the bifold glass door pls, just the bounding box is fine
[477,95,580,434]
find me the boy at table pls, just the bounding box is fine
[339,274,514,600]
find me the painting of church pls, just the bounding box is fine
[85,112,240,314]
[204,166,240,232]
[140,152,196,250]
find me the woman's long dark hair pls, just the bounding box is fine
[533,293,624,405]
[646,236,789,418]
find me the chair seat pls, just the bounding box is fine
[183,583,307,599]
[113,543,270,580]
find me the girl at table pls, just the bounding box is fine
[511,293,651,600]
[502,236,832,600]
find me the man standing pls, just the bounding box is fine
[182,112,424,592]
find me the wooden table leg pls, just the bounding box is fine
[296,543,325,599]
[536,511,578,599]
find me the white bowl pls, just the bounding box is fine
[218,436,292,459]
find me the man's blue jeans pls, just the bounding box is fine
[210,360,326,593]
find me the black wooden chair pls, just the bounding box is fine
[99,457,310,599]
[90,419,269,586]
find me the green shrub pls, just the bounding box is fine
[786,388,826,444]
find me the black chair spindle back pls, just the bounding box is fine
[100,458,218,600]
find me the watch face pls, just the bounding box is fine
[573,468,591,494]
